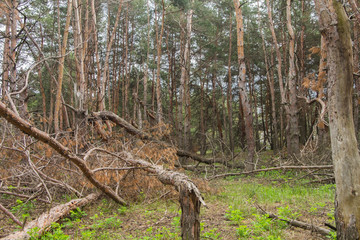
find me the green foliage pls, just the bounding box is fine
[327,231,337,240]
[80,230,96,240]
[70,207,87,220]
[117,206,128,215]
[236,225,250,238]
[28,223,70,240]
[28,227,41,240]
[201,228,221,239]
[277,205,301,220]
[11,199,35,221]
[225,206,244,224]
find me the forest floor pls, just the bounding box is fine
[1,169,336,240]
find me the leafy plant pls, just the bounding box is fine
[70,207,87,220]
[202,228,221,239]
[80,230,96,239]
[225,206,244,224]
[236,225,250,238]
[277,205,301,220]
[11,199,34,221]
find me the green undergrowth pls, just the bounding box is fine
[22,174,335,240]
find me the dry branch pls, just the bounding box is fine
[256,204,332,236]
[0,190,50,204]
[0,203,23,228]
[0,101,127,206]
[209,165,333,180]
[1,193,100,240]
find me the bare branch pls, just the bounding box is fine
[0,203,23,228]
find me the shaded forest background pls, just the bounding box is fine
[1,0,344,159]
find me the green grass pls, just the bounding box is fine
[21,173,336,240]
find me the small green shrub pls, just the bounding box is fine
[225,206,244,224]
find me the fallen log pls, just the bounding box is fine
[0,101,127,206]
[209,165,334,180]
[256,204,332,236]
[1,193,100,240]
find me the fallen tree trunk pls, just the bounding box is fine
[256,204,332,236]
[86,148,207,239]
[209,165,333,180]
[0,101,127,206]
[93,111,241,168]
[1,193,100,240]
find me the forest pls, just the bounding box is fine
[0,0,360,239]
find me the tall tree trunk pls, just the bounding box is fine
[39,25,47,130]
[54,0,73,133]
[266,0,287,150]
[178,2,193,151]
[2,7,10,96]
[259,3,278,151]
[286,0,300,157]
[155,0,165,123]
[143,0,151,123]
[73,0,86,110]
[233,0,255,171]
[227,11,234,155]
[123,5,130,118]
[98,0,123,111]
[314,0,360,238]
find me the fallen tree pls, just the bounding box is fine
[92,111,241,168]
[1,193,100,240]
[209,165,334,180]
[0,101,207,239]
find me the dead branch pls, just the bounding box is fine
[0,203,23,228]
[256,204,332,236]
[297,96,328,126]
[0,190,50,204]
[209,165,333,180]
[0,101,127,206]
[92,166,147,173]
[1,193,100,240]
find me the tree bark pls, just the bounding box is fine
[286,0,300,157]
[233,0,255,171]
[155,0,165,123]
[227,11,234,154]
[98,0,123,111]
[54,0,73,133]
[314,0,360,238]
